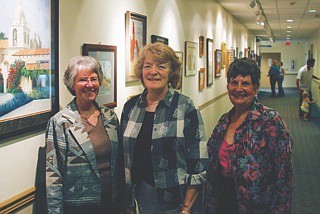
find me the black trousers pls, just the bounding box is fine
[269,75,278,96]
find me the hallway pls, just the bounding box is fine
[259,88,320,213]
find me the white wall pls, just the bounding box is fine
[0,0,251,203]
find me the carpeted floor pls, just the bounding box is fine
[258,88,320,214]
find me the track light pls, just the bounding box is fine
[249,0,256,9]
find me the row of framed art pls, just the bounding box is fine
[0,6,233,140]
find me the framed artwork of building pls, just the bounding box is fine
[0,0,59,140]
[82,43,117,108]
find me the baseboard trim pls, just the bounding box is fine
[0,186,35,214]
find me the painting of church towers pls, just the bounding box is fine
[0,0,51,120]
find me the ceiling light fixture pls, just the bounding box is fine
[254,0,275,42]
[286,19,293,22]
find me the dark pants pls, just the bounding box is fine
[299,89,313,117]
[217,165,239,214]
[269,75,278,97]
[277,75,285,96]
[135,181,179,214]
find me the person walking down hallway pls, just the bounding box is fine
[277,61,285,97]
[204,58,293,213]
[45,56,125,214]
[121,43,208,214]
[296,58,319,118]
[268,59,280,97]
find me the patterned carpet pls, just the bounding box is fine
[258,88,320,214]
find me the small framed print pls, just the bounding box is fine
[151,35,168,45]
[199,36,204,58]
[199,68,206,91]
[206,38,214,86]
[215,49,222,77]
[175,51,183,92]
[185,41,198,76]
[82,44,117,108]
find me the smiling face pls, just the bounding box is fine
[73,68,100,107]
[142,52,169,94]
[227,74,258,110]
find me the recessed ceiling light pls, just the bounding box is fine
[287,26,292,29]
[309,9,316,13]
[286,37,291,40]
[286,19,293,22]
[287,30,291,33]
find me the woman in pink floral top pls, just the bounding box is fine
[204,58,293,213]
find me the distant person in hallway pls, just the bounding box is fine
[120,43,208,214]
[267,59,280,97]
[45,56,125,214]
[277,61,285,97]
[204,57,293,213]
[296,58,319,118]
[300,91,314,121]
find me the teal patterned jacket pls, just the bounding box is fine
[120,87,208,212]
[204,97,293,213]
[45,99,124,214]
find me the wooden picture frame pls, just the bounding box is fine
[151,35,168,45]
[221,42,227,68]
[199,68,206,91]
[125,11,147,83]
[206,38,214,86]
[215,49,222,77]
[82,44,117,108]
[175,51,183,92]
[185,41,198,76]
[0,0,59,140]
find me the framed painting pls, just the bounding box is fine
[174,51,183,92]
[125,11,147,83]
[185,41,198,76]
[199,68,206,91]
[0,0,59,140]
[221,42,227,68]
[151,35,168,45]
[206,38,214,86]
[199,36,204,58]
[215,49,222,77]
[82,44,117,108]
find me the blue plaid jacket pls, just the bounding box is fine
[120,87,208,211]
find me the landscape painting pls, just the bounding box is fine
[0,0,58,139]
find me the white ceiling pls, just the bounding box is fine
[215,0,320,41]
